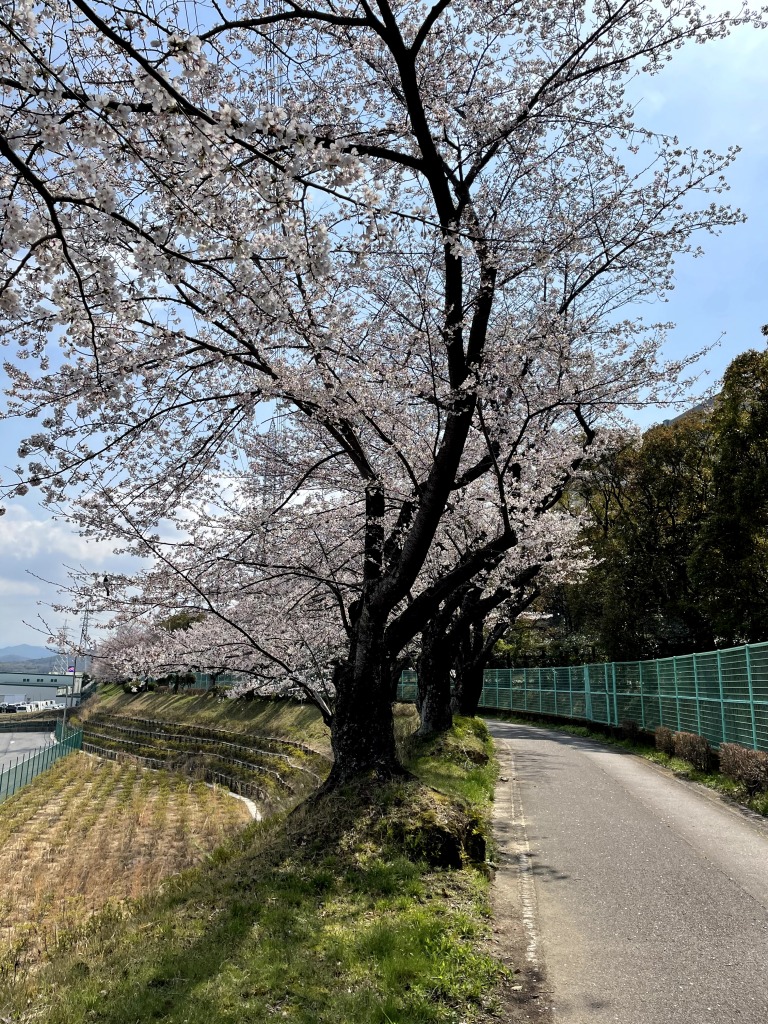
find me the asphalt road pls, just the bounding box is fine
[0,731,53,773]
[488,720,768,1024]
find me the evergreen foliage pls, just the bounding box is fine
[523,347,768,662]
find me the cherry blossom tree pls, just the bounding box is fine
[1,0,759,785]
[74,482,359,723]
[411,492,593,732]
[72,456,588,735]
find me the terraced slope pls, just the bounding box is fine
[90,687,332,754]
[82,713,330,808]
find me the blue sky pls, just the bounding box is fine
[1,14,766,647]
[625,14,768,420]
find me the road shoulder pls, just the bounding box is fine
[486,740,552,1023]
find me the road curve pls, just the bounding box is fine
[488,719,768,1024]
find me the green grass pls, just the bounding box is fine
[0,717,507,1024]
[89,685,332,753]
[404,717,498,807]
[488,712,768,816]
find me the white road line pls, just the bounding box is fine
[508,749,541,966]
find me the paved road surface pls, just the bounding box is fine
[488,720,768,1024]
[0,731,53,773]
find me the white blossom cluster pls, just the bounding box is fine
[0,1,761,760]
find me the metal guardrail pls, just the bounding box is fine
[0,724,83,804]
[397,640,768,751]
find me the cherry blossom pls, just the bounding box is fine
[1,0,761,784]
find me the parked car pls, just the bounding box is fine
[0,694,27,711]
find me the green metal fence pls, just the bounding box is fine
[397,641,768,752]
[0,723,83,805]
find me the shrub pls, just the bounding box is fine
[655,726,675,755]
[619,719,640,742]
[718,743,768,795]
[672,731,714,772]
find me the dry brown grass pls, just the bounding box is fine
[88,685,333,754]
[0,751,250,976]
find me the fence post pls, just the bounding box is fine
[672,658,682,731]
[692,654,702,736]
[584,665,593,722]
[716,650,727,745]
[745,645,758,750]
[611,663,618,727]
[639,662,646,729]
[554,667,558,716]
[538,667,543,714]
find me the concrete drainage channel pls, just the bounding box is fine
[226,790,262,820]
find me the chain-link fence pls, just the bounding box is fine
[397,641,768,751]
[0,723,83,804]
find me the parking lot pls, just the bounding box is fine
[0,731,54,773]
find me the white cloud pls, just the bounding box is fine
[0,505,117,564]
[0,577,40,597]
[0,502,140,646]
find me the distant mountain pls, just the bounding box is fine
[0,656,60,673]
[0,644,55,662]
[663,396,717,426]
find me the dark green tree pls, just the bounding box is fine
[689,349,768,643]
[556,412,715,660]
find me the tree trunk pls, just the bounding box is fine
[452,657,485,716]
[416,615,453,736]
[451,620,484,715]
[453,618,510,716]
[323,609,403,789]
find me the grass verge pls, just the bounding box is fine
[0,717,508,1024]
[488,712,768,817]
[0,753,250,978]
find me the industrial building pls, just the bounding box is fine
[0,672,83,705]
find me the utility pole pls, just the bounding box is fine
[60,603,91,734]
